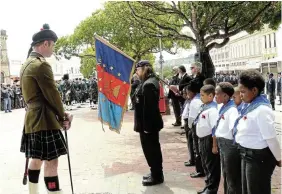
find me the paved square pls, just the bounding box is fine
[0,105,281,194]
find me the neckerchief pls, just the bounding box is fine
[193,101,217,125]
[211,100,236,136]
[232,94,271,142]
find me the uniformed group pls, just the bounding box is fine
[17,23,281,194]
[164,62,281,194]
[0,82,25,112]
[55,75,98,110]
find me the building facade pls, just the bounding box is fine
[46,56,83,80]
[210,25,281,75]
[0,30,11,84]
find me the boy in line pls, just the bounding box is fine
[196,85,220,194]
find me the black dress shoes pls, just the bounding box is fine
[184,161,195,167]
[143,173,151,180]
[172,122,181,127]
[190,172,205,178]
[142,175,164,186]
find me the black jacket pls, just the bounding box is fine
[167,74,180,99]
[267,78,276,94]
[277,77,281,93]
[179,73,192,93]
[134,75,163,133]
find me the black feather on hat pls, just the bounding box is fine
[31,24,58,46]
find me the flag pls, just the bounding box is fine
[94,35,135,133]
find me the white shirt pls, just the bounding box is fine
[215,107,239,140]
[196,107,218,138]
[188,97,202,128]
[236,105,277,149]
[182,100,190,120]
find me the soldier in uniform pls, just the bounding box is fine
[89,76,98,109]
[267,73,276,110]
[62,74,73,110]
[133,60,164,186]
[20,24,72,194]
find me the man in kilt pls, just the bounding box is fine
[20,24,73,194]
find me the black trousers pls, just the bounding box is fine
[217,137,241,194]
[239,146,277,194]
[269,93,275,110]
[191,124,204,174]
[199,135,221,193]
[184,119,195,163]
[171,97,181,124]
[140,132,163,177]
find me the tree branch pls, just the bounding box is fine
[127,2,197,43]
[207,38,230,51]
[204,2,272,44]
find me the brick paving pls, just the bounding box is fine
[0,104,281,194]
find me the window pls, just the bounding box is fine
[264,35,267,48]
[269,34,271,48]
[274,33,276,47]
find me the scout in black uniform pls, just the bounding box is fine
[133,60,164,186]
[20,24,72,194]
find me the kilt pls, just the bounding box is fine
[20,130,68,161]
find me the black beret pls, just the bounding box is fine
[31,24,58,46]
[178,65,186,73]
[63,74,69,80]
[136,60,151,68]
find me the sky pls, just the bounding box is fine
[0,0,190,66]
[0,0,105,62]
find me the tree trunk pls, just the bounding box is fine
[195,47,215,78]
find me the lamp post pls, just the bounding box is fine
[158,31,164,79]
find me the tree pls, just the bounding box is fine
[55,2,191,77]
[127,1,281,77]
[79,47,96,78]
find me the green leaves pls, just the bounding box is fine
[55,1,190,78]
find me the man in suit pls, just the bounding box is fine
[20,24,72,194]
[267,73,276,110]
[277,73,281,105]
[167,66,181,126]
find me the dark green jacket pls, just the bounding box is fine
[20,52,64,134]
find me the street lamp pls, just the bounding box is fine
[129,26,134,41]
[157,28,164,79]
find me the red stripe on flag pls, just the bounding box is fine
[97,65,130,107]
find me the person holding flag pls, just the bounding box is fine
[133,60,164,186]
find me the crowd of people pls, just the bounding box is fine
[159,63,282,194]
[0,74,99,113]
[55,74,98,110]
[129,59,281,194]
[0,82,25,113]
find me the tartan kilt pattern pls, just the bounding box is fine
[20,130,68,161]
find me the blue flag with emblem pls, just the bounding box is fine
[232,94,271,142]
[94,35,135,133]
[211,100,236,136]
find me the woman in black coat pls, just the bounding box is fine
[133,60,164,186]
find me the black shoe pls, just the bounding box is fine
[184,161,195,167]
[142,175,164,186]
[190,172,205,178]
[143,173,151,180]
[172,122,181,127]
